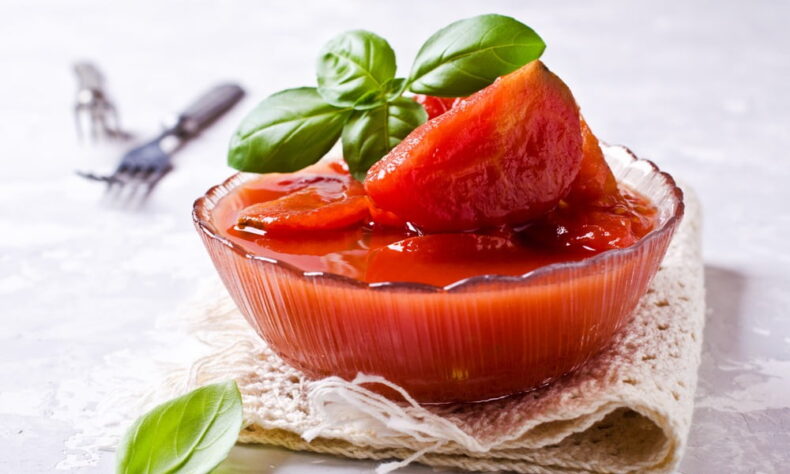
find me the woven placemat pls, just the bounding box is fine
[155,190,703,473]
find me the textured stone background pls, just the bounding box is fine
[1,1,788,472]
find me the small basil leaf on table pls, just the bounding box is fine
[317,30,397,110]
[342,97,428,180]
[116,380,243,474]
[228,87,350,173]
[407,14,545,97]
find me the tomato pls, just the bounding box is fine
[237,171,369,234]
[412,94,460,119]
[521,189,657,253]
[565,118,620,206]
[365,61,583,232]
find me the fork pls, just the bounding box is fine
[73,61,131,141]
[78,83,245,201]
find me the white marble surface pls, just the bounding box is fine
[1,0,789,472]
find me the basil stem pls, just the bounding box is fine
[342,97,427,181]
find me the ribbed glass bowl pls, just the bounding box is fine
[193,144,684,403]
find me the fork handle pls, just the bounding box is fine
[175,83,245,138]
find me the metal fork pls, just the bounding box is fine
[73,61,131,141]
[78,83,245,202]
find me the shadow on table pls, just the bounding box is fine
[700,264,748,362]
[693,264,755,401]
[680,264,790,473]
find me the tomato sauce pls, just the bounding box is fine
[212,162,657,287]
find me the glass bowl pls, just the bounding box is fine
[193,144,684,404]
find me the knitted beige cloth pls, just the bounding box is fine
[164,191,703,474]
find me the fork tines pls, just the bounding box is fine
[73,61,131,142]
[77,153,173,207]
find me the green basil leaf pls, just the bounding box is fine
[116,381,243,474]
[228,87,350,173]
[408,14,545,96]
[316,30,397,109]
[342,97,427,180]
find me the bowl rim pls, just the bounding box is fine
[192,144,684,293]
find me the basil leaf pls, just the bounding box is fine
[317,30,397,110]
[228,87,350,173]
[408,14,545,96]
[342,97,427,180]
[116,381,242,474]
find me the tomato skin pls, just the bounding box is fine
[366,61,583,232]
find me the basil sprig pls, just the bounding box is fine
[116,381,242,474]
[228,14,545,179]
